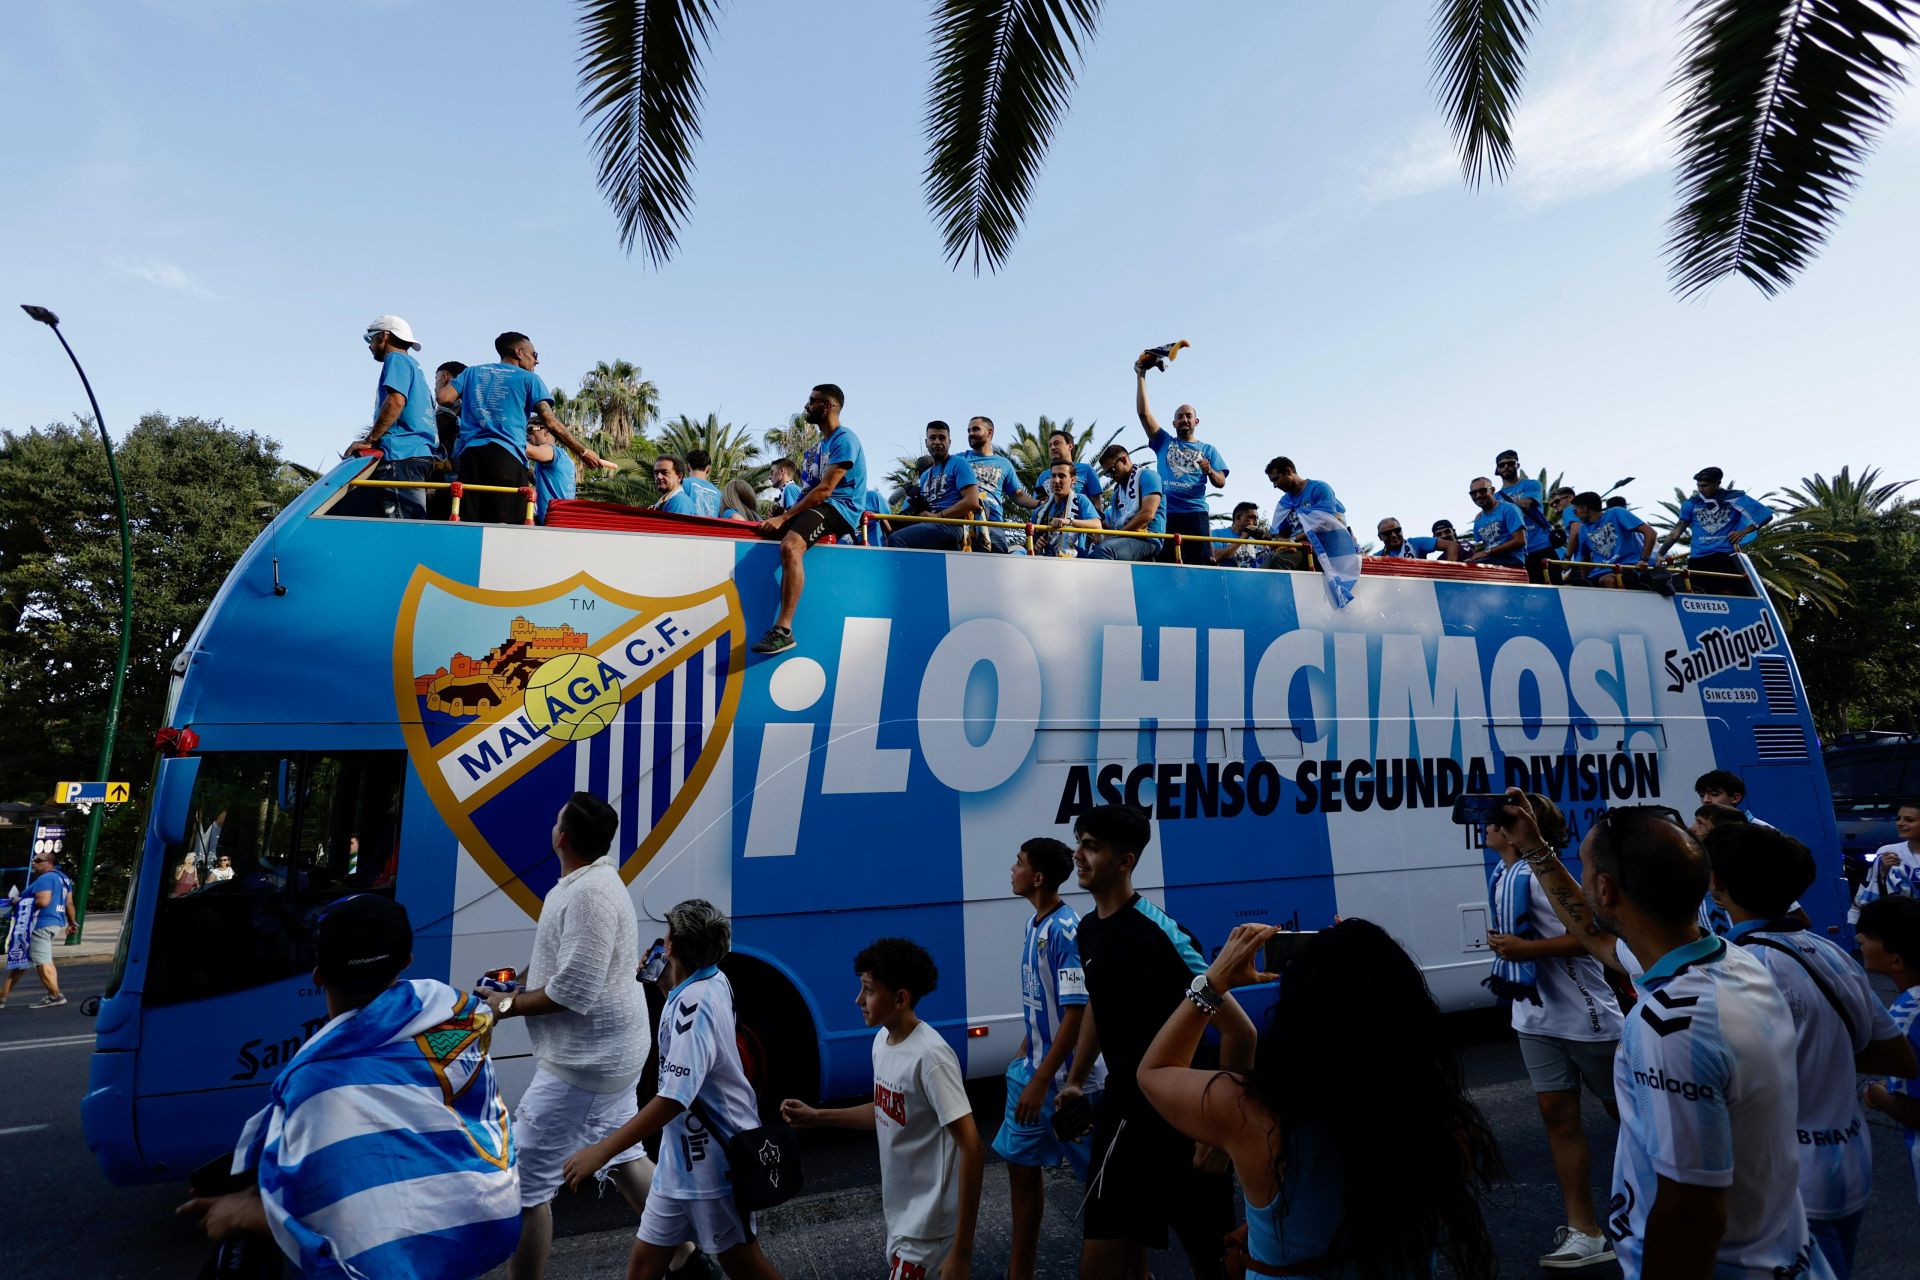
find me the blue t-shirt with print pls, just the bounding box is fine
[1145,428,1227,514]
[374,351,440,462]
[1108,466,1166,535]
[1275,479,1344,528]
[775,481,803,513]
[27,871,68,930]
[1577,506,1648,567]
[1678,490,1772,556]
[681,475,723,519]
[1035,492,1100,555]
[658,487,699,516]
[450,363,552,466]
[959,450,1026,523]
[532,447,576,522]
[917,455,978,514]
[801,426,868,528]
[1471,500,1527,567]
[1496,478,1551,554]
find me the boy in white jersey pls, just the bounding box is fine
[1500,792,1833,1280]
[993,837,1105,1280]
[1481,795,1622,1269]
[1705,825,1915,1279]
[561,900,783,1280]
[782,939,982,1280]
[1859,897,1920,1208]
[1849,800,1920,925]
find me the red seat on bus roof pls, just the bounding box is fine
[543,499,764,539]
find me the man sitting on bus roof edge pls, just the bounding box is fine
[753,383,866,655]
[1087,444,1164,562]
[655,455,700,516]
[350,315,440,519]
[1566,491,1655,589]
[1135,356,1227,565]
[436,331,608,525]
[890,421,980,551]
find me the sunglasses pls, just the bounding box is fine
[1379,526,1403,535]
[1469,487,1492,497]
[362,331,378,346]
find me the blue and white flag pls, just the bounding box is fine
[233,979,519,1278]
[4,886,35,971]
[1294,506,1362,609]
[1484,861,1541,1005]
[1729,488,1774,544]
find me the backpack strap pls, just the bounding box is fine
[1736,933,1857,1043]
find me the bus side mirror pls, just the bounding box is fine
[155,756,202,848]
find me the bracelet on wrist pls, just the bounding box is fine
[1184,988,1221,1017]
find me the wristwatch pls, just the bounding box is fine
[495,995,515,1019]
[1185,973,1223,1014]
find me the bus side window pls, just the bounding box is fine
[144,750,408,1007]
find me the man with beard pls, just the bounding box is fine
[753,383,867,654]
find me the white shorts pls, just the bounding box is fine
[513,1066,650,1208]
[637,1193,755,1256]
[886,1235,952,1280]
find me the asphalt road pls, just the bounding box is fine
[8,962,1919,1278]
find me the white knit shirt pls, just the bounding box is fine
[525,857,649,1093]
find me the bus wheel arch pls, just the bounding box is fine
[720,951,821,1110]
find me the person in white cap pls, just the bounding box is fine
[350,316,441,518]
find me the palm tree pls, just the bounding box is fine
[761,413,820,469]
[653,412,767,489]
[574,360,660,451]
[884,453,929,508]
[1004,416,1095,491]
[1778,466,1919,526]
[576,1,1915,293]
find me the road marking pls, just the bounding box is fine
[0,1033,95,1053]
[0,1124,51,1137]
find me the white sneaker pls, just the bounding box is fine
[1540,1227,1614,1269]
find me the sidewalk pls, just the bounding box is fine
[62,911,122,963]
[529,1167,1190,1280]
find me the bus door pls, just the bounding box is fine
[110,747,411,1180]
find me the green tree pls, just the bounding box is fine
[884,454,927,508]
[0,415,308,906]
[574,359,660,451]
[761,413,819,471]
[654,413,766,490]
[576,0,1915,292]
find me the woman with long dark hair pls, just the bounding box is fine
[1139,919,1503,1279]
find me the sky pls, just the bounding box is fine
[3,0,1917,531]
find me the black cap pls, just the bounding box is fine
[1432,519,1454,533]
[315,894,412,990]
[1693,466,1724,484]
[1495,449,1518,464]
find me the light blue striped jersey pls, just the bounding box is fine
[1887,987,1920,1204]
[1729,921,1895,1219]
[1849,842,1920,924]
[233,979,519,1278]
[1019,902,1105,1091]
[1609,936,1831,1280]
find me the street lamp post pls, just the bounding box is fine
[22,305,134,944]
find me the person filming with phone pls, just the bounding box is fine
[1138,920,1504,1280]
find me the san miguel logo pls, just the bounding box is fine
[393,568,745,918]
[1663,614,1780,694]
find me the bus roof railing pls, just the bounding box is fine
[868,511,1315,561]
[1544,557,1750,592]
[346,476,537,525]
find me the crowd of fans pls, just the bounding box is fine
[175,774,1920,1280]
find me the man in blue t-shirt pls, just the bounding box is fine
[1569,490,1655,588]
[1211,503,1269,568]
[960,417,1039,552]
[1494,449,1555,583]
[435,331,605,525]
[1135,369,1227,564]
[1465,477,1527,570]
[1033,460,1104,557]
[754,383,866,654]
[653,455,700,516]
[1045,428,1103,509]
[1,848,73,1009]
[768,458,804,514]
[527,422,577,524]
[892,421,981,552]
[1088,445,1165,562]
[1659,466,1773,589]
[681,449,724,519]
[1372,517,1442,560]
[1264,457,1343,572]
[349,316,441,519]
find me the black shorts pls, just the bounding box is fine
[1525,548,1553,585]
[780,504,856,548]
[1083,1098,1234,1276]
[457,443,533,525]
[1165,510,1211,564]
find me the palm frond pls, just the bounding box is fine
[923,0,1102,274]
[1429,0,1539,186]
[1666,0,1919,298]
[577,0,722,266]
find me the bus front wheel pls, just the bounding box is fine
[722,955,819,1114]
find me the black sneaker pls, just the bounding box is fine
[751,626,795,655]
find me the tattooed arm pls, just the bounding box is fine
[1498,787,1627,975]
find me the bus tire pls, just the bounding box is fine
[721,954,819,1114]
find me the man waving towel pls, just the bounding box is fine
[180,896,520,1278]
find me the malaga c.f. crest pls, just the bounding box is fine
[392,567,745,918]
